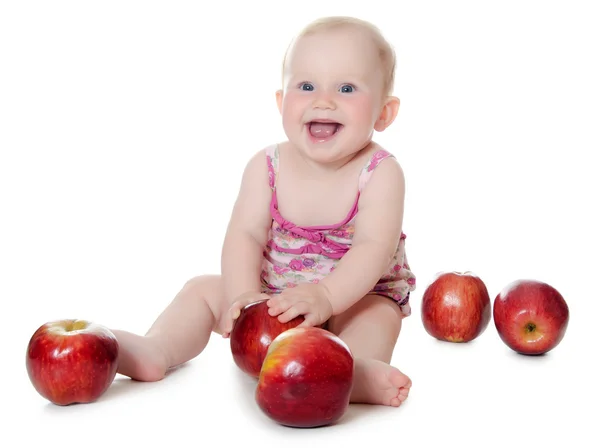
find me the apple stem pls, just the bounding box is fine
[525,322,536,333]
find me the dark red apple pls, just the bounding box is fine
[493,279,569,355]
[255,327,354,428]
[421,271,491,342]
[26,319,119,406]
[230,299,304,378]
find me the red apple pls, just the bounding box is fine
[230,299,304,378]
[255,327,354,428]
[421,271,491,342]
[26,319,119,406]
[493,279,569,355]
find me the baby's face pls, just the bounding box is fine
[277,27,391,165]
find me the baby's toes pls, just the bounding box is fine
[397,386,410,402]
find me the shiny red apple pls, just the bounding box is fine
[255,327,354,428]
[26,319,120,406]
[493,279,569,355]
[230,299,304,378]
[421,271,491,342]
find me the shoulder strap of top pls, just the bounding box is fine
[358,149,395,192]
[265,144,279,191]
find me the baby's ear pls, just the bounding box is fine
[275,89,284,114]
[374,96,400,132]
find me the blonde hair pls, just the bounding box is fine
[281,16,397,96]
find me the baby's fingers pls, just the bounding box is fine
[221,316,234,338]
[277,303,304,323]
[221,307,242,338]
[222,294,270,337]
[268,294,296,316]
[231,294,270,316]
[297,312,323,328]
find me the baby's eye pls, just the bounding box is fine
[300,83,314,91]
[339,84,355,93]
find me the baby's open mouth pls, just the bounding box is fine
[307,120,343,140]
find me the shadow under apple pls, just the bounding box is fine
[42,362,193,412]
[231,362,407,429]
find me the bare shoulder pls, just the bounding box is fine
[227,145,274,236]
[353,147,407,246]
[233,145,276,198]
[242,145,270,177]
[360,148,406,203]
[376,152,405,180]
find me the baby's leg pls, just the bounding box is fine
[111,275,226,382]
[327,294,411,407]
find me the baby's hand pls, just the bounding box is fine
[267,283,333,328]
[221,291,271,338]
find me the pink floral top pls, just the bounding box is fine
[259,144,416,317]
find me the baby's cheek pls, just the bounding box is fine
[345,95,377,123]
[281,92,308,114]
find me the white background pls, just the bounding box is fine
[1,0,598,446]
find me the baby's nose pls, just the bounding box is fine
[312,93,336,110]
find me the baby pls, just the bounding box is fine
[112,15,417,408]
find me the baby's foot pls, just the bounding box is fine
[350,358,412,407]
[111,330,169,382]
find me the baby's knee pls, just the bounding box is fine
[182,274,218,291]
[179,274,225,323]
[182,275,219,300]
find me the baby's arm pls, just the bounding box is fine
[320,157,406,315]
[221,149,273,305]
